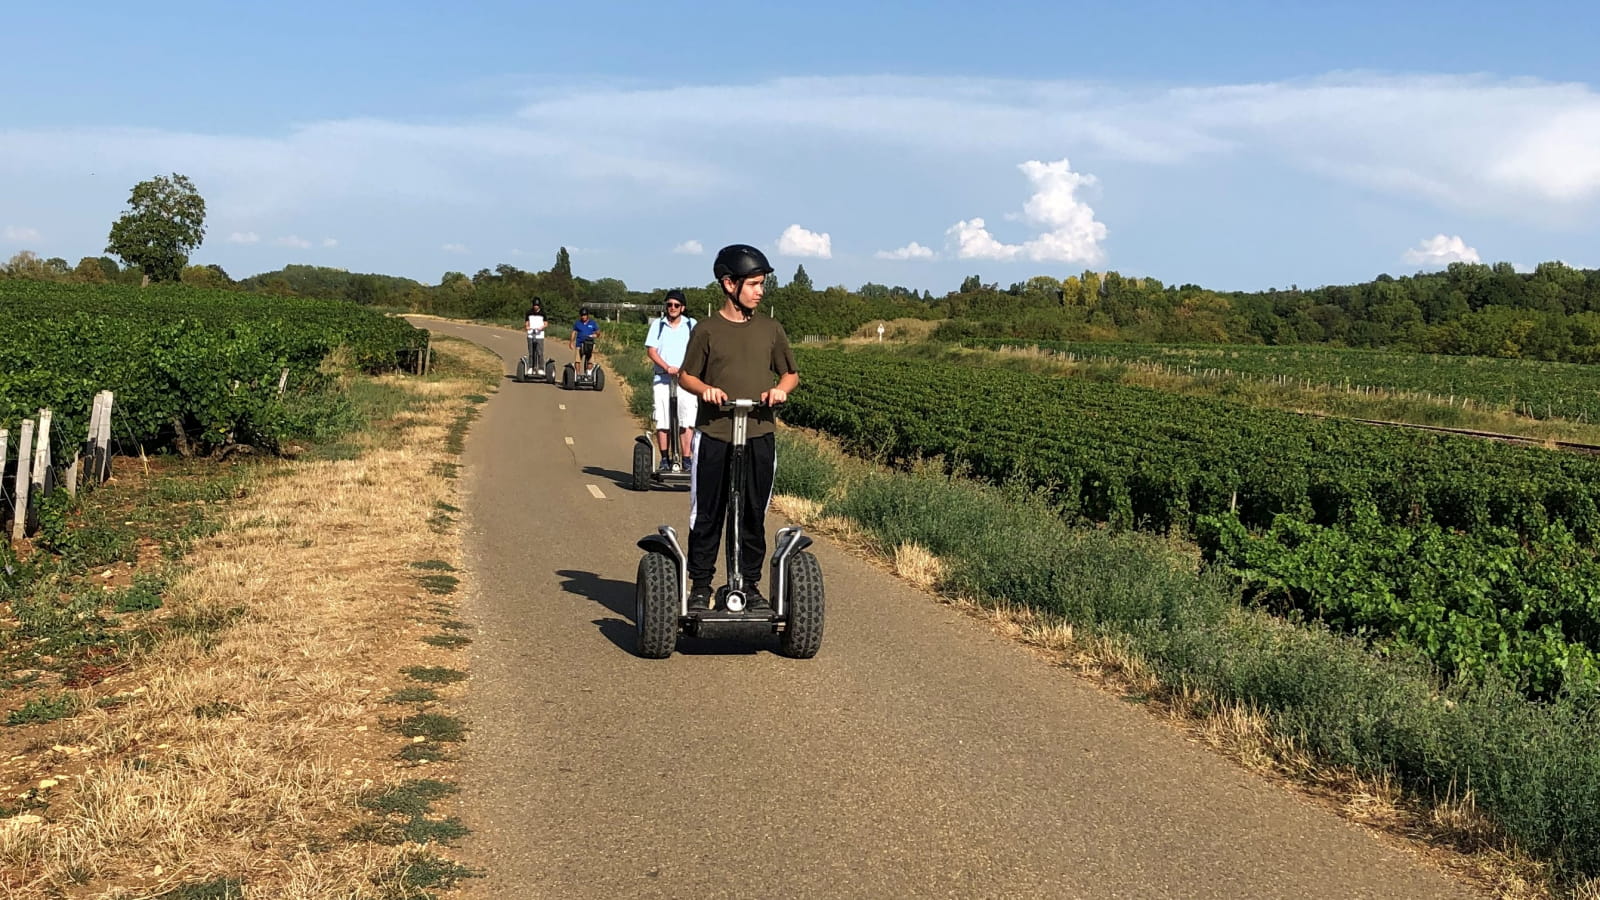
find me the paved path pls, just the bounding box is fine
[414,318,1477,899]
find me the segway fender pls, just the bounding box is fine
[770,526,813,619]
[637,525,689,616]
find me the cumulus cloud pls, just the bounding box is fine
[442,243,469,254]
[672,239,703,255]
[776,224,831,258]
[274,235,312,249]
[875,241,936,260]
[1403,234,1480,266]
[227,231,260,244]
[322,237,338,248]
[946,159,1107,264]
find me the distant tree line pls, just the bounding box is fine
[934,262,1600,363]
[12,227,1600,362]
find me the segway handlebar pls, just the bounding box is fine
[716,398,784,412]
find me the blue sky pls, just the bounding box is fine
[4,1,1600,294]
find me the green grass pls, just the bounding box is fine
[112,573,166,613]
[6,692,79,726]
[395,713,467,743]
[421,633,470,649]
[416,574,459,595]
[409,559,456,572]
[401,666,467,684]
[151,879,245,900]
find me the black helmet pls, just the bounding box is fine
[664,289,686,304]
[713,244,774,282]
[579,306,591,316]
[530,298,543,309]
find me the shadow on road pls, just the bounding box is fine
[559,568,765,656]
[581,464,637,492]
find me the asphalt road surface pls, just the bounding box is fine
[414,318,1477,900]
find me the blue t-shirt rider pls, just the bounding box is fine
[570,307,601,372]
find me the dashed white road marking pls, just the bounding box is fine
[558,404,566,410]
[565,436,575,445]
[587,484,606,500]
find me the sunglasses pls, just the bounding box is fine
[665,302,684,308]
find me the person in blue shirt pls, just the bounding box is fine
[570,307,602,375]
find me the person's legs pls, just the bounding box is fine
[581,338,594,371]
[687,432,730,589]
[676,387,699,462]
[652,382,671,455]
[531,336,545,371]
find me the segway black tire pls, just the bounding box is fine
[593,366,606,391]
[777,550,825,659]
[631,439,654,492]
[562,364,575,390]
[544,361,557,382]
[635,552,679,659]
[515,358,528,382]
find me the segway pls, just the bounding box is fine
[514,337,557,383]
[631,378,692,491]
[633,400,825,659]
[561,339,605,391]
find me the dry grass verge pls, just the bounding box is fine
[0,335,500,898]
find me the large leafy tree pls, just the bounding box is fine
[106,173,207,283]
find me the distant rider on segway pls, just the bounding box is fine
[570,306,601,376]
[645,289,699,475]
[524,298,548,374]
[675,244,799,612]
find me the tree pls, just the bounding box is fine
[106,173,207,284]
[72,256,110,284]
[959,274,983,294]
[791,264,813,292]
[181,264,233,289]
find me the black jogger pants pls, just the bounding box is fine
[687,431,775,588]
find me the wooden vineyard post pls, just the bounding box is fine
[96,392,115,483]
[12,419,33,542]
[31,409,53,511]
[0,427,8,541]
[277,368,290,396]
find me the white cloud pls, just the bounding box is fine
[321,237,338,248]
[227,231,260,244]
[1403,234,1480,266]
[947,219,1020,261]
[946,158,1107,265]
[673,239,703,255]
[875,241,936,261]
[777,224,831,258]
[274,235,312,249]
[3,225,41,242]
[442,243,469,254]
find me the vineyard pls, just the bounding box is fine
[0,282,426,456]
[961,337,1600,421]
[784,347,1600,695]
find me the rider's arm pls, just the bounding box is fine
[646,347,672,372]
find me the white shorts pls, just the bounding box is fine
[652,382,699,431]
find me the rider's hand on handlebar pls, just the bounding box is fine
[762,387,788,406]
[702,386,728,405]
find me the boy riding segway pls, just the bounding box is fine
[632,244,824,659]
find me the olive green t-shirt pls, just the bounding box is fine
[680,311,797,442]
